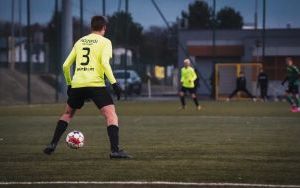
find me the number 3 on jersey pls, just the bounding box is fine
[81,47,90,66]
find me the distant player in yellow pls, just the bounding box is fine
[44,16,131,159]
[179,59,201,110]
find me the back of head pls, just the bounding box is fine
[91,16,108,32]
[286,57,293,66]
[260,68,264,73]
[183,59,191,67]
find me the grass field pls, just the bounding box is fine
[0,100,300,187]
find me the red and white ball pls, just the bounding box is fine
[66,131,84,149]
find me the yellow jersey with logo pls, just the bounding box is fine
[62,33,116,88]
[180,66,197,88]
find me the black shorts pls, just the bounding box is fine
[67,87,114,109]
[181,86,196,94]
[286,84,299,94]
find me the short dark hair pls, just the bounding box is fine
[91,16,107,31]
[286,57,293,62]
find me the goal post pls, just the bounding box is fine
[215,63,263,100]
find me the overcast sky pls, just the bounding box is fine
[0,0,300,29]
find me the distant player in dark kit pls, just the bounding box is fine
[43,16,131,159]
[179,59,201,110]
[257,68,269,101]
[281,57,300,112]
[227,71,256,101]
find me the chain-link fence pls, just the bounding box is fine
[0,0,299,105]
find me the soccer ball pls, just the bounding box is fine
[66,131,84,149]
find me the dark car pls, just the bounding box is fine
[114,70,142,95]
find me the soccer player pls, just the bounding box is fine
[257,68,269,101]
[179,59,201,110]
[281,57,300,112]
[43,16,131,159]
[227,71,256,101]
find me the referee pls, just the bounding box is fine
[43,16,131,159]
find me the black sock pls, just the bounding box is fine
[107,125,119,153]
[50,120,68,145]
[193,97,199,106]
[180,96,185,106]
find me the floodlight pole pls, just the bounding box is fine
[102,0,106,16]
[26,0,31,104]
[18,0,22,65]
[11,0,16,70]
[124,0,129,100]
[54,0,59,102]
[61,0,73,96]
[254,0,258,30]
[212,0,216,99]
[80,0,83,37]
[262,0,266,61]
[212,0,216,61]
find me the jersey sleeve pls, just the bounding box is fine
[192,68,197,81]
[101,40,116,84]
[62,47,76,85]
[180,68,184,83]
[294,66,300,75]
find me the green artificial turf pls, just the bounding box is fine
[0,100,299,187]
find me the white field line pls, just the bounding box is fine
[0,181,300,188]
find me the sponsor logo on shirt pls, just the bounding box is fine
[81,39,98,45]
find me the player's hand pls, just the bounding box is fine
[112,83,122,100]
[67,85,71,97]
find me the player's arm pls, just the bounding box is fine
[62,47,76,86]
[101,41,116,85]
[294,66,300,76]
[101,40,121,100]
[192,68,198,81]
[180,69,184,84]
[281,76,288,86]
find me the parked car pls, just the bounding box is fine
[114,69,142,95]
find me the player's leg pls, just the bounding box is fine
[190,88,201,110]
[101,106,131,159]
[286,92,298,112]
[91,87,131,159]
[262,85,268,101]
[228,88,239,100]
[100,105,119,152]
[43,88,84,155]
[293,94,300,107]
[53,104,76,143]
[179,87,186,109]
[291,86,300,111]
[285,85,297,112]
[243,88,256,101]
[43,104,77,155]
[286,92,295,106]
[260,86,264,99]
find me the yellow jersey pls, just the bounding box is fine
[62,33,116,88]
[180,66,197,88]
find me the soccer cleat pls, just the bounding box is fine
[110,150,132,159]
[43,143,57,155]
[178,106,186,110]
[196,105,202,111]
[290,106,298,113]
